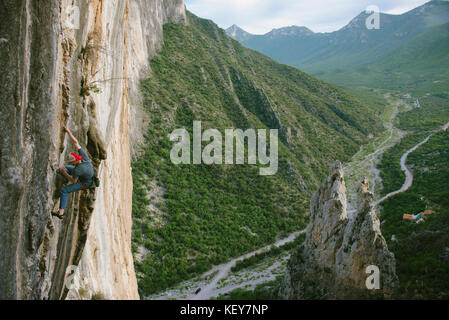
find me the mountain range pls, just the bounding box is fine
[226,0,449,91]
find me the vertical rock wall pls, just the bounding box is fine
[0,0,63,300]
[0,0,186,300]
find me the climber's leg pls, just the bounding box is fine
[53,182,84,219]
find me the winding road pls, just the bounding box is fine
[373,121,449,207]
[189,231,304,300]
[344,98,404,213]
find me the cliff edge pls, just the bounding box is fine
[0,0,186,300]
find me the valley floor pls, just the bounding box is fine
[145,90,449,300]
[146,231,303,300]
[146,92,418,300]
[344,93,412,211]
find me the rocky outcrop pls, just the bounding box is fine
[0,0,186,300]
[279,161,398,299]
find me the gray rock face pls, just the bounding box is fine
[127,0,187,156]
[0,0,63,300]
[0,0,186,300]
[279,161,398,299]
[266,26,314,38]
[225,25,254,42]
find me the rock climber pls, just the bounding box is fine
[52,125,95,219]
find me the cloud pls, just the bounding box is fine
[184,0,431,34]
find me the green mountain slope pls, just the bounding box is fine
[131,12,382,296]
[323,22,449,93]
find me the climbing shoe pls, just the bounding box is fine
[51,212,64,220]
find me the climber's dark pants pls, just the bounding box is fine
[59,166,93,210]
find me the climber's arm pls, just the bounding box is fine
[63,125,81,150]
[59,167,79,184]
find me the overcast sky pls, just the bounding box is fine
[184,0,432,34]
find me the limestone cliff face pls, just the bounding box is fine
[279,161,398,299]
[0,0,186,300]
